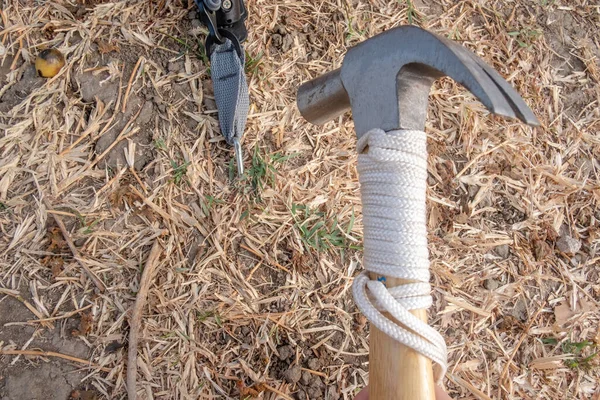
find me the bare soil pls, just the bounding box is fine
[0,297,90,400]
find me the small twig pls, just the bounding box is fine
[89,120,140,171]
[300,367,328,379]
[27,304,93,324]
[262,384,295,400]
[9,38,22,70]
[127,239,164,400]
[129,185,173,222]
[130,167,148,194]
[43,199,107,292]
[0,349,111,372]
[122,57,144,113]
[94,167,128,199]
[124,140,148,194]
[456,141,508,178]
[448,374,492,400]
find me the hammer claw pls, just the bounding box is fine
[440,39,522,123]
[467,52,540,125]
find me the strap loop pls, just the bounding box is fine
[206,28,244,58]
[210,38,249,147]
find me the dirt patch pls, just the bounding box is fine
[270,20,325,61]
[0,298,36,352]
[0,58,13,87]
[509,297,529,323]
[74,71,120,105]
[3,362,83,400]
[0,65,44,113]
[73,70,155,171]
[0,297,90,400]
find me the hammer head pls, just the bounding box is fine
[297,26,539,136]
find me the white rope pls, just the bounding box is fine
[352,128,447,383]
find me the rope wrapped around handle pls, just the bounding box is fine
[352,129,447,385]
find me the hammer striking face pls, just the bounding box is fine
[297,25,539,400]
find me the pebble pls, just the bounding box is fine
[191,19,202,29]
[301,370,312,385]
[494,244,510,259]
[327,386,341,400]
[283,365,302,384]
[307,358,321,370]
[168,61,182,73]
[274,25,286,35]
[277,345,294,361]
[511,299,528,322]
[312,376,325,388]
[556,234,581,254]
[138,101,154,124]
[203,97,217,111]
[307,387,323,399]
[271,33,282,48]
[484,278,501,291]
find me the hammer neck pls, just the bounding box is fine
[397,66,439,131]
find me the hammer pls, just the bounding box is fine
[297,26,538,400]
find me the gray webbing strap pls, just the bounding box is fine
[210,39,249,175]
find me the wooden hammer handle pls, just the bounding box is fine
[368,276,435,400]
[355,129,438,400]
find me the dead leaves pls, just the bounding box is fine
[41,24,56,40]
[236,380,267,399]
[96,39,120,55]
[109,179,139,210]
[105,341,125,353]
[45,256,65,277]
[499,315,525,333]
[532,238,552,261]
[291,250,312,273]
[41,226,67,278]
[554,297,598,328]
[70,390,100,400]
[109,181,157,223]
[353,313,368,333]
[47,226,66,251]
[531,224,557,261]
[71,311,93,336]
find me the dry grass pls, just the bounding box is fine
[1,0,599,399]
